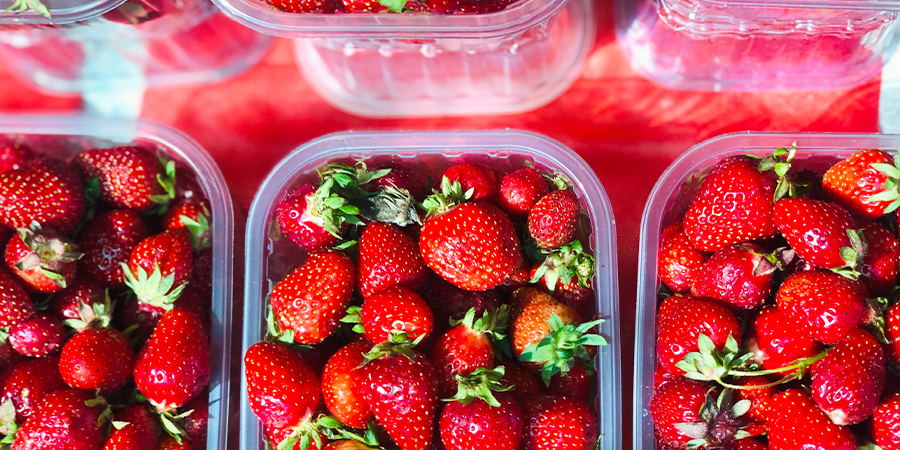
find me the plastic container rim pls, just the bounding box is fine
[689,0,900,11]
[0,0,127,25]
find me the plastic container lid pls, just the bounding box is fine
[634,132,900,450]
[0,0,125,25]
[241,130,622,450]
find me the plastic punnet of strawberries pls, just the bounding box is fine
[0,140,214,450]
[261,0,518,16]
[652,144,900,450]
[245,160,608,450]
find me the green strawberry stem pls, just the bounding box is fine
[321,162,421,228]
[120,263,186,311]
[179,214,211,251]
[421,176,473,219]
[15,221,83,289]
[675,389,755,450]
[61,291,114,331]
[4,0,50,17]
[159,409,193,443]
[266,305,296,344]
[529,240,594,292]
[519,315,607,385]
[274,418,324,450]
[444,366,513,407]
[0,398,17,442]
[360,330,424,367]
[755,142,798,202]
[339,305,365,335]
[314,177,365,238]
[831,228,866,280]
[452,306,512,359]
[317,416,381,448]
[148,155,177,214]
[865,153,900,214]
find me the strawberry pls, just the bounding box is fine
[0,141,32,174]
[191,247,212,297]
[775,270,868,345]
[155,436,191,450]
[858,222,900,296]
[360,333,438,450]
[73,146,176,212]
[0,157,85,235]
[439,390,523,450]
[657,222,708,294]
[11,389,106,450]
[77,210,150,288]
[49,277,106,327]
[519,395,598,450]
[179,390,208,450]
[245,342,321,449]
[270,251,355,345]
[117,296,162,347]
[173,169,206,204]
[725,439,768,450]
[134,309,210,413]
[745,305,823,373]
[359,286,433,344]
[653,368,678,390]
[420,275,500,331]
[322,341,372,429]
[324,441,378,450]
[447,0,513,13]
[499,361,542,400]
[811,328,885,425]
[498,167,549,216]
[529,240,596,316]
[59,327,135,395]
[0,338,23,371]
[655,296,741,375]
[0,268,33,328]
[872,391,900,450]
[357,222,427,298]
[438,163,499,204]
[886,301,900,366]
[1,356,66,422]
[732,377,774,437]
[8,313,65,357]
[5,223,80,293]
[162,200,211,250]
[123,228,193,313]
[428,307,506,397]
[528,190,579,250]
[546,364,589,400]
[822,149,900,219]
[276,182,360,253]
[656,295,692,334]
[690,243,777,310]
[682,156,777,252]
[103,405,159,450]
[365,161,429,202]
[774,198,860,272]
[649,378,711,447]
[766,389,856,450]
[420,181,522,291]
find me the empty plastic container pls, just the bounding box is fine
[615,0,900,91]
[242,130,622,450]
[634,132,900,449]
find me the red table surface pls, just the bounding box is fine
[0,0,880,446]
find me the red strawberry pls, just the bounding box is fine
[886,301,900,366]
[725,439,768,450]
[173,169,206,204]
[656,295,692,334]
[322,341,372,428]
[656,296,741,375]
[276,183,358,253]
[77,210,150,288]
[499,361,542,400]
[357,222,427,298]
[745,305,823,373]
[682,157,777,252]
[5,223,80,293]
[162,200,211,250]
[649,378,711,447]
[858,222,900,296]
[103,405,159,450]
[811,328,885,425]
[690,243,775,310]
[124,229,194,313]
[528,190,579,250]
[366,161,429,202]
[0,157,85,234]
[428,307,504,397]
[0,338,23,370]
[498,168,549,216]
[360,286,433,344]
[245,342,321,448]
[11,389,106,450]
[774,198,859,271]
[766,389,856,450]
[191,247,212,297]
[8,313,65,357]
[59,327,135,395]
[117,296,162,347]
[134,309,210,413]
[822,149,900,219]
[155,436,191,450]
[657,222,708,294]
[653,368,678,390]
[733,377,775,436]
[0,268,33,328]
[420,275,500,331]
[179,390,208,450]
[520,395,598,450]
[270,251,355,345]
[546,364,589,400]
[872,392,900,450]
[0,141,33,174]
[447,0,512,13]
[439,392,523,450]
[1,356,66,422]
[775,270,868,345]
[438,163,499,204]
[49,277,106,326]
[73,146,175,212]
[324,441,377,450]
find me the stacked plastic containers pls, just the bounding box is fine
[0,114,236,450]
[615,0,900,90]
[0,0,272,94]
[212,0,594,117]
[241,130,622,449]
[634,132,900,449]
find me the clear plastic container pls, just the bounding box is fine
[615,0,900,91]
[0,0,123,25]
[634,132,900,449]
[0,114,235,450]
[211,0,593,117]
[241,130,622,450]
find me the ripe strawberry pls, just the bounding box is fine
[822,149,900,219]
[365,161,429,202]
[420,275,500,331]
[733,377,775,437]
[858,222,900,296]
[0,268,33,328]
[774,198,859,271]
[649,378,711,447]
[657,222,708,294]
[103,405,159,450]
[179,390,209,450]
[546,364,589,400]
[162,200,211,250]
[59,327,135,395]
[77,210,149,287]
[5,223,80,293]
[682,156,777,251]
[498,167,549,216]
[509,288,579,362]
[528,190,579,250]
[270,251,355,345]
[520,395,598,450]
[360,286,433,344]
[690,243,775,310]
[8,313,65,357]
[766,389,856,450]
[440,392,523,450]
[357,222,427,298]
[745,305,823,373]
[499,361,542,400]
[155,436,191,450]
[191,246,212,297]
[653,368,678,390]
[0,157,85,234]
[775,270,868,345]
[0,338,23,370]
[447,0,513,13]
[655,296,741,375]
[811,328,885,425]
[123,228,193,312]
[886,301,900,366]
[117,296,162,347]
[73,146,175,212]
[49,277,106,326]
[324,441,377,450]
[11,389,106,450]
[173,169,206,204]
[1,356,66,421]
[134,309,210,413]
[428,307,505,397]
[656,295,692,334]
[872,392,900,450]
[276,182,360,253]
[438,163,499,204]
[725,439,768,450]
[0,141,32,174]
[322,341,372,429]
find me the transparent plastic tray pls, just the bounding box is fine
[0,0,124,25]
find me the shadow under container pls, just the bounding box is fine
[0,114,236,450]
[634,132,900,449]
[211,0,594,117]
[241,130,622,449]
[615,0,900,91]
